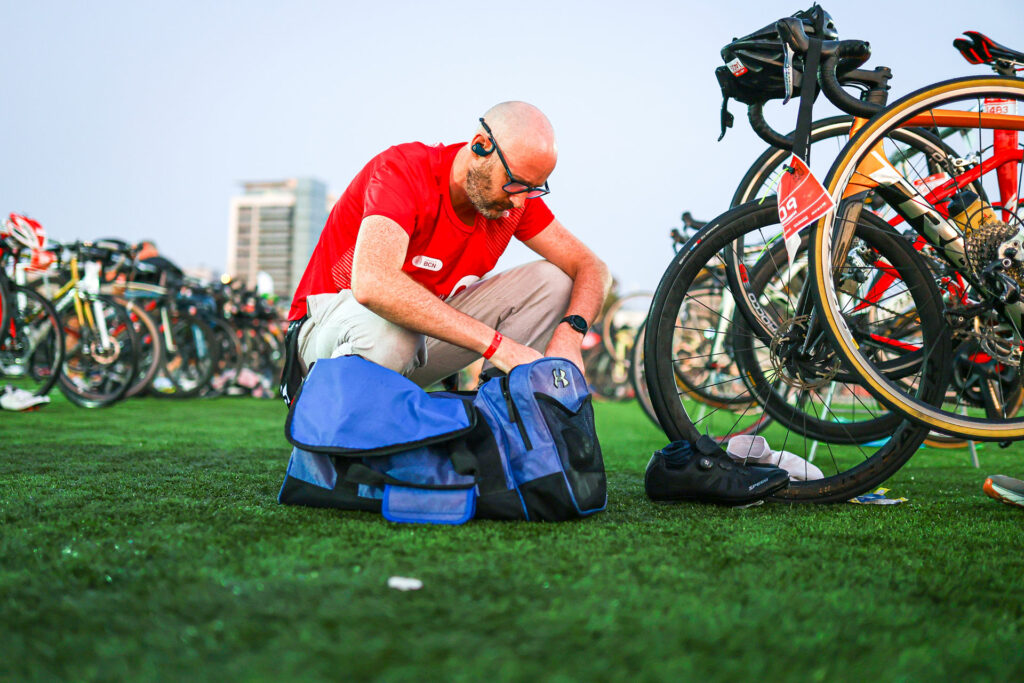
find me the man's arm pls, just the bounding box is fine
[523,219,613,370]
[350,215,542,373]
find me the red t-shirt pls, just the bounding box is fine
[288,142,554,320]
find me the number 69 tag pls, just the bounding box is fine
[777,154,835,269]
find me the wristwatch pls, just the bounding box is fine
[560,315,589,335]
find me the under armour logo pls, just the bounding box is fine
[552,368,569,389]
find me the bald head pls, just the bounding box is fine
[477,101,557,184]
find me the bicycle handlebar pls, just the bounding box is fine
[746,65,891,150]
[775,17,881,118]
[819,44,883,118]
[747,103,794,149]
[743,18,888,150]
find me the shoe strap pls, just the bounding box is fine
[694,434,726,457]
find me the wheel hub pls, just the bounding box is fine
[769,315,840,389]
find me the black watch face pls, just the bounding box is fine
[563,315,588,334]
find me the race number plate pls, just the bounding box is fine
[778,154,835,268]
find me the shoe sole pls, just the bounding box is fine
[650,496,769,507]
[983,477,1024,509]
[649,482,787,507]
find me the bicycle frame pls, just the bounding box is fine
[43,256,120,353]
[820,89,1024,420]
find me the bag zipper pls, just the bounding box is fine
[500,375,533,450]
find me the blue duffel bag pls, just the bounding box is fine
[279,355,606,524]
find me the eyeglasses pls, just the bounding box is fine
[478,117,551,199]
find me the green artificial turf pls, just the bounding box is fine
[2,393,1023,682]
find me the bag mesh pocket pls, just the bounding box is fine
[534,394,606,514]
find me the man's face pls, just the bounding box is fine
[465,158,514,220]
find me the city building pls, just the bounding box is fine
[226,178,331,300]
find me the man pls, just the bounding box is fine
[287,101,611,387]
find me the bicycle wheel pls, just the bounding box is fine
[122,300,164,399]
[629,321,660,427]
[235,324,283,398]
[637,303,774,440]
[664,267,757,409]
[812,76,1024,440]
[600,291,653,363]
[59,294,139,407]
[644,200,940,502]
[0,273,12,347]
[155,311,217,398]
[0,285,64,397]
[730,205,949,444]
[203,317,243,397]
[582,343,632,401]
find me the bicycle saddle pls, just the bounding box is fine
[954,31,1024,69]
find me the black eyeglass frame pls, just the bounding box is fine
[478,117,551,199]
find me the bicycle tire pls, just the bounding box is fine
[812,76,1024,440]
[122,300,164,399]
[154,311,218,398]
[203,317,244,397]
[0,284,64,397]
[730,204,947,444]
[631,318,770,438]
[59,294,139,408]
[644,200,936,502]
[0,272,12,348]
[629,321,660,427]
[600,291,653,362]
[666,271,758,409]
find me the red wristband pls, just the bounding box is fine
[483,331,503,360]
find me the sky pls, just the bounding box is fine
[3,0,1023,295]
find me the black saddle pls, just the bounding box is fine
[954,31,1024,73]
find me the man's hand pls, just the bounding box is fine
[544,325,586,375]
[489,336,543,375]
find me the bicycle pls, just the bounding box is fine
[0,221,64,398]
[644,7,958,500]
[808,34,1024,440]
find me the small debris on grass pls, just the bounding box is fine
[387,576,423,591]
[849,488,908,505]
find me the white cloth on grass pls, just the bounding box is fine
[0,385,50,411]
[726,435,824,481]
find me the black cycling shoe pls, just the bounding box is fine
[645,435,789,506]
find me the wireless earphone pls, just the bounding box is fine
[471,140,494,156]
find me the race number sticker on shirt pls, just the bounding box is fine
[778,154,835,268]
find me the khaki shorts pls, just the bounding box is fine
[297,260,572,387]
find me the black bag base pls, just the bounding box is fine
[278,474,382,513]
